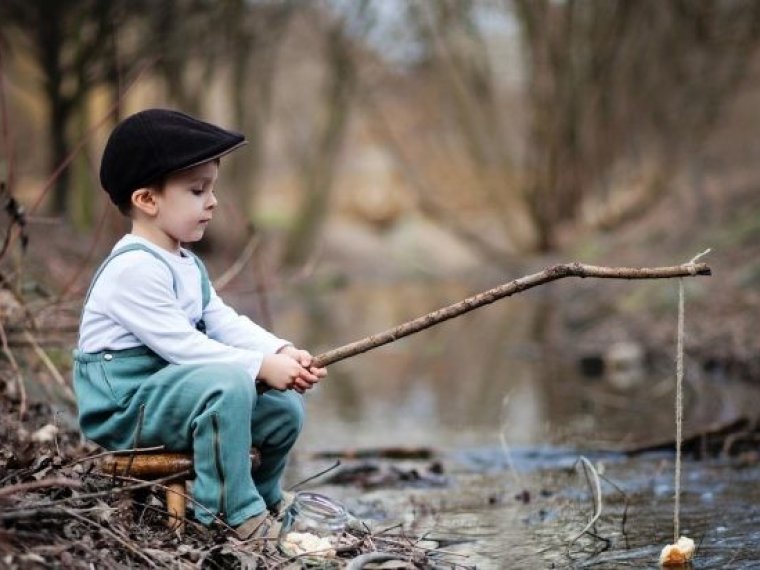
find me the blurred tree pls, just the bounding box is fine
[378,0,760,254]
[0,0,124,216]
[282,2,364,267]
[514,0,760,250]
[409,0,535,254]
[221,0,295,219]
[140,0,227,116]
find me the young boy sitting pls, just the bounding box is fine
[74,108,326,539]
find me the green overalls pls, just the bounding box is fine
[73,243,304,526]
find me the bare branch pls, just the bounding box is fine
[312,261,711,368]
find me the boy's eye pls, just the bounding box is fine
[191,188,204,196]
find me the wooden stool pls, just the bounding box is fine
[101,448,262,532]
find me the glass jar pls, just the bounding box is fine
[277,492,347,558]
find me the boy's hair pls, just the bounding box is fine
[100,109,245,214]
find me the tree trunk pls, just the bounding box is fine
[38,3,71,215]
[283,23,357,267]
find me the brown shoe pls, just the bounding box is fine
[234,511,282,541]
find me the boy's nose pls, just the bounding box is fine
[206,193,218,209]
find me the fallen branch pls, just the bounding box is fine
[311,261,711,369]
[622,416,752,457]
[0,477,82,499]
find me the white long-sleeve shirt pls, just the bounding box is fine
[78,234,290,382]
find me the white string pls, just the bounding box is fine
[674,277,685,542]
[674,248,709,541]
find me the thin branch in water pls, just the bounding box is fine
[287,460,341,492]
[498,390,524,489]
[568,456,603,545]
[597,472,630,545]
[581,458,599,536]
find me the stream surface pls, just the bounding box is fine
[235,278,760,568]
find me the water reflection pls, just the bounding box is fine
[266,278,554,449]
[254,278,760,568]
[224,277,760,451]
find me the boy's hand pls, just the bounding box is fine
[277,346,328,393]
[258,354,315,391]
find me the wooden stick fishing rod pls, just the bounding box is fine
[310,261,711,369]
[257,260,710,393]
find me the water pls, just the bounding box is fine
[225,277,760,568]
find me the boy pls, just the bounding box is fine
[74,108,326,539]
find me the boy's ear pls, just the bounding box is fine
[131,188,158,216]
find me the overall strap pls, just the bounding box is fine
[185,250,211,310]
[83,243,180,307]
[185,250,211,334]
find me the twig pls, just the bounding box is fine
[345,552,400,570]
[63,508,160,568]
[373,536,470,558]
[0,318,26,418]
[213,232,260,291]
[23,328,75,404]
[0,471,189,520]
[373,523,404,536]
[251,243,274,331]
[287,460,341,492]
[311,261,711,368]
[54,198,111,303]
[0,477,83,499]
[498,390,524,488]
[93,471,235,533]
[568,456,603,544]
[581,458,599,535]
[53,411,62,457]
[597,473,630,542]
[63,445,166,468]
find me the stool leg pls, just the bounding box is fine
[166,481,186,532]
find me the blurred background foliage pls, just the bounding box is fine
[0,0,759,466]
[2,0,760,270]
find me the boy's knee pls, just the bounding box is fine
[279,392,305,435]
[189,363,254,405]
[216,364,255,398]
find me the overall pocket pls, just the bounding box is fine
[99,352,166,408]
[73,360,121,415]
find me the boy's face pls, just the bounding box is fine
[153,160,219,248]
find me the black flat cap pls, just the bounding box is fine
[100,108,246,209]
